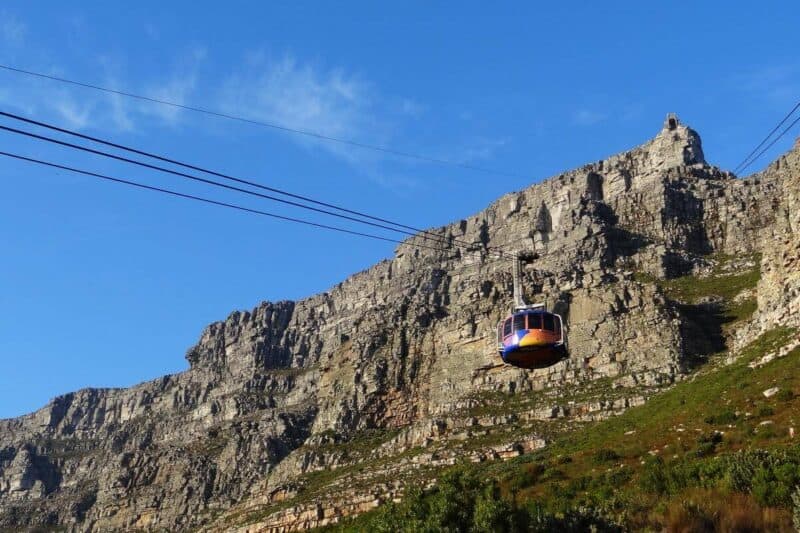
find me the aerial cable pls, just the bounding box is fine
[0,150,451,252]
[0,64,526,179]
[0,123,457,247]
[0,110,508,257]
[735,100,800,174]
[737,112,800,174]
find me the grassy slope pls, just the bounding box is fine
[324,256,800,531]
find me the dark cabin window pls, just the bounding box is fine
[513,314,526,332]
[503,318,512,337]
[543,314,555,331]
[554,316,562,335]
[527,313,541,329]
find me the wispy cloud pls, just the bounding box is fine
[0,46,206,133]
[456,137,510,163]
[219,53,387,167]
[0,12,505,192]
[0,11,26,46]
[572,109,608,126]
[138,46,206,125]
[52,96,92,130]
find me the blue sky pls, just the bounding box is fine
[1,2,799,418]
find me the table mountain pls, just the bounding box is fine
[1,114,798,531]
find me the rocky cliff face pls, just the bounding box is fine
[749,138,800,338]
[0,115,795,532]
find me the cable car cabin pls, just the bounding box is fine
[497,309,566,369]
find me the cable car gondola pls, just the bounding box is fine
[497,304,566,369]
[496,252,567,369]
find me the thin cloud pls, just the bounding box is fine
[219,53,391,168]
[0,47,205,134]
[399,98,424,117]
[572,109,608,126]
[0,16,501,192]
[52,96,92,130]
[0,11,26,46]
[107,45,206,128]
[457,137,510,163]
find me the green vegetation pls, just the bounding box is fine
[313,427,401,457]
[322,327,800,531]
[658,265,760,305]
[320,467,622,533]
[233,253,780,531]
[635,253,761,327]
[462,377,618,419]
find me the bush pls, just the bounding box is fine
[472,485,517,533]
[340,463,623,533]
[592,448,621,464]
[705,410,738,425]
[697,432,723,445]
[695,442,717,458]
[539,467,566,482]
[522,503,623,533]
[722,449,800,506]
[694,432,723,457]
[777,389,795,402]
[664,490,788,532]
[638,456,668,494]
[502,463,544,492]
[759,406,775,417]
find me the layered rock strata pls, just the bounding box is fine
[0,115,795,532]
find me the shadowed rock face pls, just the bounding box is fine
[0,115,794,531]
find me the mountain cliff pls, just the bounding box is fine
[1,115,798,531]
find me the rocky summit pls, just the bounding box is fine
[2,115,799,532]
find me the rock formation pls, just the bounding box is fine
[0,115,796,531]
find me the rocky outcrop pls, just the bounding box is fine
[749,138,800,336]
[0,115,795,532]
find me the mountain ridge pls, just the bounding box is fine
[1,114,798,531]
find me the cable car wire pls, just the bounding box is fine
[0,150,452,252]
[734,100,800,174]
[0,64,526,179]
[0,123,461,246]
[736,112,800,174]
[0,110,509,257]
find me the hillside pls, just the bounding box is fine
[1,114,799,532]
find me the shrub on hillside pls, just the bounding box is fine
[635,446,800,506]
[592,448,621,464]
[343,464,622,533]
[665,490,790,532]
[502,462,544,492]
[759,406,775,417]
[721,449,800,506]
[777,389,794,402]
[704,410,737,425]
